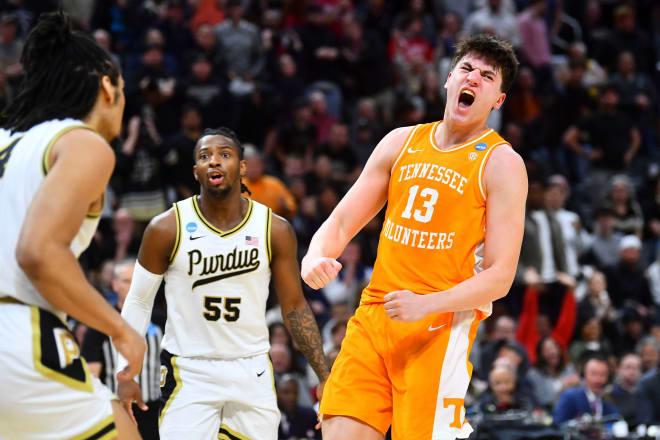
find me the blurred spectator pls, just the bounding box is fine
[321,301,351,346]
[577,271,616,336]
[569,315,612,365]
[553,354,618,424]
[164,104,203,199]
[518,176,569,291]
[605,352,643,427]
[526,336,579,411]
[393,0,436,45]
[269,343,313,407]
[389,14,434,95]
[610,51,656,124]
[606,175,644,237]
[479,316,528,380]
[315,122,360,184]
[244,144,297,219]
[436,10,463,60]
[517,0,553,91]
[582,204,623,270]
[613,308,645,358]
[92,28,120,66]
[180,53,226,128]
[464,0,519,47]
[277,375,320,440]
[114,111,169,226]
[215,0,264,89]
[297,4,342,84]
[607,5,654,74]
[504,66,543,126]
[564,41,607,90]
[545,175,589,279]
[267,97,317,173]
[641,175,660,265]
[323,319,347,354]
[189,23,222,71]
[339,15,393,102]
[604,235,653,312]
[563,85,641,181]
[0,13,23,85]
[272,53,306,122]
[637,336,660,376]
[356,0,394,43]
[419,68,444,123]
[477,362,534,414]
[636,354,660,425]
[309,90,337,144]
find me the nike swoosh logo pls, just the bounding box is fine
[428,324,447,331]
[257,370,265,377]
[408,148,424,153]
[190,235,206,240]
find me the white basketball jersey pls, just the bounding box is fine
[162,196,272,359]
[0,119,101,318]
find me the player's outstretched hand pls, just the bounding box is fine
[117,380,148,425]
[113,322,147,382]
[384,290,428,322]
[301,256,342,290]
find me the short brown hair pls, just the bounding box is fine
[451,34,519,92]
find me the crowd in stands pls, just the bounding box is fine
[3,0,660,438]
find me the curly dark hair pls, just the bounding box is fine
[451,34,519,93]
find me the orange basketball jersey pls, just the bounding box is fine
[361,121,509,306]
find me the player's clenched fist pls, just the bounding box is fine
[384,290,428,322]
[301,256,342,290]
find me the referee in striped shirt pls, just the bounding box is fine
[82,258,163,440]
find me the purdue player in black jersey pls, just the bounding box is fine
[117,127,330,439]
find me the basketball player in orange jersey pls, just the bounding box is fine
[301,35,527,440]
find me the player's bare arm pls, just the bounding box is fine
[272,214,330,393]
[15,128,146,378]
[301,126,413,289]
[137,208,178,275]
[384,145,527,321]
[117,207,176,421]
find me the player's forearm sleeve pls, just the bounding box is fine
[115,261,163,374]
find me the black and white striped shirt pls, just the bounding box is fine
[82,322,163,402]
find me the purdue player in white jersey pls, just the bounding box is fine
[117,127,330,440]
[0,12,145,440]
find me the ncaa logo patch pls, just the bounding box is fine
[475,143,487,151]
[186,222,198,233]
[468,152,478,161]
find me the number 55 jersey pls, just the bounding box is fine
[164,196,272,359]
[361,121,509,309]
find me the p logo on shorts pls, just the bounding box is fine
[53,328,80,369]
[160,365,168,387]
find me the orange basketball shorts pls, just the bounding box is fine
[320,303,487,440]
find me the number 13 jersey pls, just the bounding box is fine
[163,196,272,359]
[361,121,509,309]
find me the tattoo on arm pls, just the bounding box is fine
[285,303,330,382]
